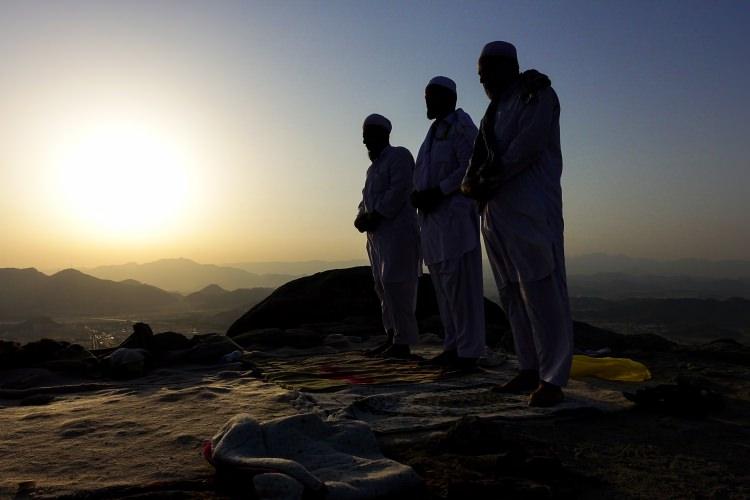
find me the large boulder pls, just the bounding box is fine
[105,347,151,379]
[9,338,98,374]
[108,324,242,370]
[0,340,21,370]
[184,334,243,364]
[227,267,636,352]
[227,267,381,333]
[227,267,510,344]
[117,322,192,356]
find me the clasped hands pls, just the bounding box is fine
[460,163,502,202]
[354,210,383,233]
[410,187,444,214]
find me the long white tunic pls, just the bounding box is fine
[477,81,564,286]
[414,109,480,265]
[359,145,420,283]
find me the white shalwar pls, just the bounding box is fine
[359,145,420,345]
[414,109,486,358]
[477,81,573,386]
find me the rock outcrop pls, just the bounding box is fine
[227,267,511,344]
[226,266,628,351]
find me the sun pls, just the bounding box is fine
[54,122,191,237]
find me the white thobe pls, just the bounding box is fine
[474,81,573,386]
[359,145,420,345]
[414,109,486,358]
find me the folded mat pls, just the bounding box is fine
[207,413,421,499]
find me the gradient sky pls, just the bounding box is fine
[1,0,748,269]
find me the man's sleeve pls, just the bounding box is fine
[464,120,489,183]
[375,149,415,218]
[499,88,558,181]
[440,120,479,194]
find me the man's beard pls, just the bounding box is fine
[368,150,378,161]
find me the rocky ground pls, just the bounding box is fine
[2,338,747,499]
[1,268,749,499]
[381,346,750,499]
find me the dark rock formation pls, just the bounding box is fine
[184,334,243,364]
[227,267,382,333]
[572,322,676,352]
[226,266,628,351]
[0,338,97,374]
[227,267,511,344]
[0,340,21,368]
[232,328,322,350]
[118,322,192,354]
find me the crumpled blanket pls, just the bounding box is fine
[206,413,421,499]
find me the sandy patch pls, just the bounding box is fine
[0,365,301,498]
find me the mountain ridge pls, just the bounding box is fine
[0,267,274,322]
[81,258,294,293]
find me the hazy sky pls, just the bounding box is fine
[1,0,748,269]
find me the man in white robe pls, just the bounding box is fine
[412,76,486,371]
[462,41,573,406]
[355,114,420,359]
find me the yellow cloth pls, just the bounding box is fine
[570,354,651,382]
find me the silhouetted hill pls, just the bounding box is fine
[571,296,750,328]
[571,296,750,343]
[0,268,180,319]
[566,253,750,279]
[227,260,369,276]
[0,316,81,343]
[82,258,294,293]
[567,273,750,299]
[184,285,273,311]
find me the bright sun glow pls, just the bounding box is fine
[54,122,191,237]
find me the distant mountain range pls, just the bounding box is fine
[481,254,750,299]
[565,253,750,279]
[0,268,180,319]
[566,273,750,299]
[184,284,273,311]
[0,267,273,322]
[79,255,750,298]
[570,296,750,344]
[5,254,746,325]
[81,258,294,293]
[571,296,750,328]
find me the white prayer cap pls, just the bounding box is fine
[480,41,517,60]
[362,113,392,133]
[427,76,457,95]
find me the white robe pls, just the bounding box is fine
[477,81,573,385]
[414,109,486,358]
[359,145,420,345]
[414,109,480,265]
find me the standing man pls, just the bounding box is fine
[412,76,486,371]
[462,41,573,407]
[355,113,420,359]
